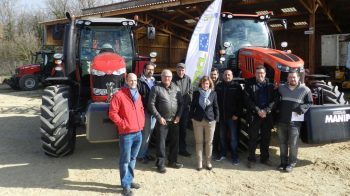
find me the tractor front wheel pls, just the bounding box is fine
[19,74,39,91]
[40,85,76,157]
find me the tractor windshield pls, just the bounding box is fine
[80,26,134,74]
[222,18,270,55]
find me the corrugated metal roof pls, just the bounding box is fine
[40,0,178,25]
[82,0,178,16]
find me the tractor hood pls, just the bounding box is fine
[238,47,305,84]
[18,63,40,70]
[15,63,41,76]
[90,52,126,102]
[239,47,304,70]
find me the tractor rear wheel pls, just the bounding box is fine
[19,74,39,91]
[40,85,76,157]
[309,80,348,104]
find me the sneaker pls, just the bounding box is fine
[232,159,240,166]
[285,165,293,172]
[179,151,192,157]
[206,163,213,170]
[261,160,273,167]
[157,166,166,173]
[290,162,297,167]
[277,164,285,171]
[131,182,140,189]
[168,162,183,169]
[247,161,255,169]
[122,188,133,196]
[215,156,226,162]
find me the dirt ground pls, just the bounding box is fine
[0,83,350,196]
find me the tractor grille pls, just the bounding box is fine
[245,56,255,74]
[91,74,124,96]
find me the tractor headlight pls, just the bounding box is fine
[276,63,290,72]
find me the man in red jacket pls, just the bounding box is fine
[109,73,145,196]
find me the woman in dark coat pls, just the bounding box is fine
[190,76,219,171]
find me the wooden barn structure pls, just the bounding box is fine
[41,0,350,74]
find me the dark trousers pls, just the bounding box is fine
[248,115,273,162]
[219,119,238,161]
[155,121,179,167]
[277,122,300,165]
[212,122,221,157]
[179,107,190,152]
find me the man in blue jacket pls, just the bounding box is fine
[244,66,277,168]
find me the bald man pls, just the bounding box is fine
[109,73,145,196]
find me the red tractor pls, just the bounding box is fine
[40,13,151,157]
[213,12,350,148]
[4,50,55,90]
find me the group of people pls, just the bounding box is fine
[108,62,313,196]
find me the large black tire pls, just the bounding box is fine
[19,75,39,91]
[40,85,76,157]
[309,80,348,105]
[239,116,250,151]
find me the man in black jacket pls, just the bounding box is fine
[244,66,277,168]
[148,69,184,173]
[215,69,243,165]
[172,63,193,157]
[137,62,157,164]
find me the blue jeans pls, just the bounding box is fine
[219,119,238,161]
[119,131,142,189]
[137,111,156,158]
[277,123,300,165]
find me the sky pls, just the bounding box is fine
[16,0,47,10]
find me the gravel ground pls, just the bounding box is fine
[0,83,350,196]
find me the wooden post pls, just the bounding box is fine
[308,0,316,74]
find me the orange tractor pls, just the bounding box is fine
[213,12,350,147]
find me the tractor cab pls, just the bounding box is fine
[214,12,304,85]
[35,50,55,77]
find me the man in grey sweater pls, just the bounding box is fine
[276,70,313,172]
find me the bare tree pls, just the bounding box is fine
[45,0,73,19]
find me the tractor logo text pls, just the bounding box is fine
[325,111,350,123]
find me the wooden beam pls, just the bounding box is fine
[315,0,342,32]
[180,0,211,5]
[148,13,194,32]
[136,18,190,42]
[298,0,313,14]
[308,0,316,74]
[175,9,199,20]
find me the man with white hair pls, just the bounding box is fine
[148,69,184,173]
[109,73,145,196]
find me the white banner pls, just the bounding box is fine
[185,0,222,86]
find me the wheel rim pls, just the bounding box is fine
[25,78,36,89]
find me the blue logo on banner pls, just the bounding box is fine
[199,33,209,52]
